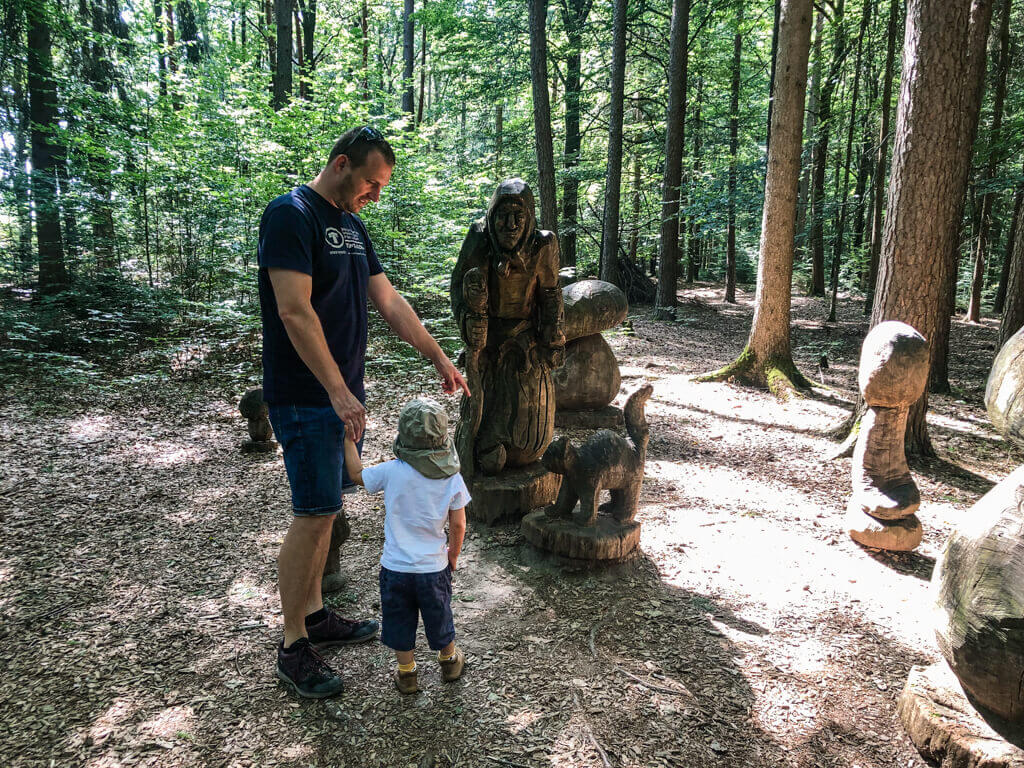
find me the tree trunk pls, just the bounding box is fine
[1000,201,1024,348]
[654,0,689,319]
[725,2,742,304]
[177,0,201,63]
[529,0,558,234]
[560,0,592,272]
[966,0,1011,323]
[871,0,993,455]
[687,76,703,283]
[865,0,901,316]
[995,189,1023,314]
[827,0,870,322]
[417,20,427,125]
[795,9,822,271]
[600,0,627,286]
[495,102,503,175]
[402,0,413,115]
[26,0,66,292]
[699,0,813,394]
[155,0,167,96]
[361,0,369,101]
[809,0,846,297]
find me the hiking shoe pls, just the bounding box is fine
[394,667,419,695]
[276,638,344,699]
[439,647,465,682]
[307,610,380,649]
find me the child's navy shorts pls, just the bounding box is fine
[266,404,363,516]
[379,566,455,652]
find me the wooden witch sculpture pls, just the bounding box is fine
[450,179,566,481]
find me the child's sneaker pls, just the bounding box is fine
[394,667,419,694]
[277,638,344,698]
[439,647,465,682]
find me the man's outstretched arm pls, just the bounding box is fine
[269,267,367,441]
[368,272,471,397]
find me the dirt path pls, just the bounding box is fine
[1,286,1018,768]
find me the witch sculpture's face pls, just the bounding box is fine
[493,199,527,251]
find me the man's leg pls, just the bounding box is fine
[279,515,334,647]
[301,514,335,619]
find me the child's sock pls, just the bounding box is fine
[438,648,456,662]
[397,661,417,673]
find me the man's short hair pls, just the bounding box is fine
[327,126,396,169]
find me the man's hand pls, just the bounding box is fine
[435,355,471,397]
[330,389,366,443]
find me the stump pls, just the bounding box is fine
[899,662,1024,768]
[522,509,640,562]
[468,463,561,524]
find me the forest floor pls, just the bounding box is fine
[1,283,1020,768]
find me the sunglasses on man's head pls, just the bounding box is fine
[339,126,385,155]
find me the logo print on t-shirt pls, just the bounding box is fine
[325,228,344,248]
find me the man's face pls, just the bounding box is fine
[334,148,393,214]
[494,200,527,250]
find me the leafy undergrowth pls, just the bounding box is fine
[0,284,1019,768]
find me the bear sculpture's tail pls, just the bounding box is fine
[623,383,654,463]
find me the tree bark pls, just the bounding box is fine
[26,0,66,292]
[560,0,592,271]
[600,0,627,286]
[417,19,427,125]
[795,9,822,272]
[529,0,558,234]
[654,0,689,319]
[699,0,813,394]
[725,2,742,304]
[687,75,703,283]
[871,0,993,455]
[966,0,1012,323]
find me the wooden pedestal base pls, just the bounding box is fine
[521,509,640,562]
[898,662,1024,768]
[468,464,561,524]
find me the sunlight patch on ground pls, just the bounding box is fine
[86,697,138,746]
[227,576,275,609]
[136,705,195,740]
[130,441,206,467]
[68,415,113,440]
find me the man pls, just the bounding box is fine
[258,126,469,698]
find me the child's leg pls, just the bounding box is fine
[395,650,415,667]
[414,566,463,679]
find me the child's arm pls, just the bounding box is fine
[342,432,365,486]
[447,507,466,571]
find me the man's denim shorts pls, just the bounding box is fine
[379,566,455,652]
[267,404,362,517]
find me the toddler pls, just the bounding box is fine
[343,398,469,693]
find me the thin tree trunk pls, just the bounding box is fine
[402,0,413,115]
[687,77,703,283]
[654,0,689,319]
[966,0,1012,322]
[417,20,426,125]
[495,103,503,175]
[361,0,369,101]
[600,0,627,285]
[995,189,1023,314]
[827,0,870,322]
[725,2,742,304]
[796,9,822,271]
[809,0,846,297]
[529,0,558,234]
[561,0,592,271]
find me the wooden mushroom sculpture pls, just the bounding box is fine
[846,321,929,551]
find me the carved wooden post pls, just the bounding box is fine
[846,321,928,551]
[238,387,276,453]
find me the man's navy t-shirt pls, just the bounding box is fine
[257,184,384,405]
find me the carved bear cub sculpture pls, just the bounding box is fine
[541,383,653,526]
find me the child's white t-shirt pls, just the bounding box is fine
[361,459,471,573]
